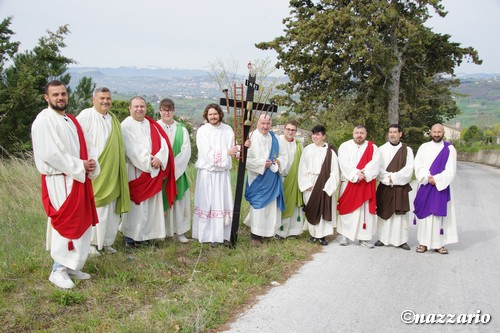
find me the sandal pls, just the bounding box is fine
[416,245,427,253]
[434,247,449,255]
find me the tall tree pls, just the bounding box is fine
[256,0,481,144]
[0,22,74,155]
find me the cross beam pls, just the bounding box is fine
[219,70,278,247]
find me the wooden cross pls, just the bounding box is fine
[219,69,278,247]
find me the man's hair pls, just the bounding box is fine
[311,125,326,135]
[203,103,224,122]
[93,86,111,97]
[160,98,175,110]
[354,123,366,131]
[129,96,146,104]
[286,120,298,128]
[389,123,402,132]
[44,80,66,94]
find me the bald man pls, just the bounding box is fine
[413,124,458,255]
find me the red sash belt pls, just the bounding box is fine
[41,114,98,251]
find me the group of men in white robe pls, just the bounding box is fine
[32,82,458,290]
[242,119,458,254]
[32,83,193,289]
[336,123,458,255]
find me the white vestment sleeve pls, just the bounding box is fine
[323,149,340,196]
[32,112,86,183]
[433,145,457,191]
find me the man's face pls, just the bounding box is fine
[311,131,325,146]
[44,85,68,112]
[160,106,175,124]
[353,127,367,145]
[129,98,147,122]
[257,115,271,135]
[388,127,402,145]
[284,124,297,141]
[92,91,112,114]
[431,125,445,142]
[206,108,221,126]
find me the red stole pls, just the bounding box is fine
[41,113,98,251]
[337,141,376,217]
[128,116,177,207]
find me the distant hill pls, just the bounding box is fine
[67,66,218,98]
[68,66,209,78]
[67,66,500,129]
[450,76,500,128]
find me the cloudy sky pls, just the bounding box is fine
[1,0,498,74]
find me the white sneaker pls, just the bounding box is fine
[89,245,101,257]
[359,240,374,249]
[66,268,91,280]
[177,234,190,243]
[49,268,75,289]
[104,246,117,254]
[339,235,349,246]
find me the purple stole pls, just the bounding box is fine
[413,142,451,219]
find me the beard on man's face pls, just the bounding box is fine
[432,135,444,143]
[49,100,68,112]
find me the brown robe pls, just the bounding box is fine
[376,144,412,220]
[302,146,333,225]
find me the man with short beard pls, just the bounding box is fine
[31,80,100,289]
[413,123,458,255]
[192,103,238,245]
[77,87,130,256]
[337,124,380,248]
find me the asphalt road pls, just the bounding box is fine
[224,162,500,333]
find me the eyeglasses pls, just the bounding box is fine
[285,128,297,132]
[160,108,174,113]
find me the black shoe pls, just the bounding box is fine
[307,236,317,243]
[318,237,329,246]
[374,240,385,247]
[275,234,285,240]
[125,241,138,248]
[124,236,138,248]
[399,243,411,251]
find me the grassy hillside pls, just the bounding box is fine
[451,77,500,128]
[0,158,320,332]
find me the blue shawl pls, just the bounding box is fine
[245,131,285,210]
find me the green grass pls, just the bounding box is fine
[455,143,500,153]
[0,158,319,333]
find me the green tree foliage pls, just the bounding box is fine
[0,19,75,155]
[69,76,95,115]
[110,99,156,122]
[462,125,483,144]
[0,17,20,72]
[256,0,481,145]
[0,19,98,156]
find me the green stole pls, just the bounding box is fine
[281,141,303,219]
[163,123,190,210]
[92,112,130,214]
